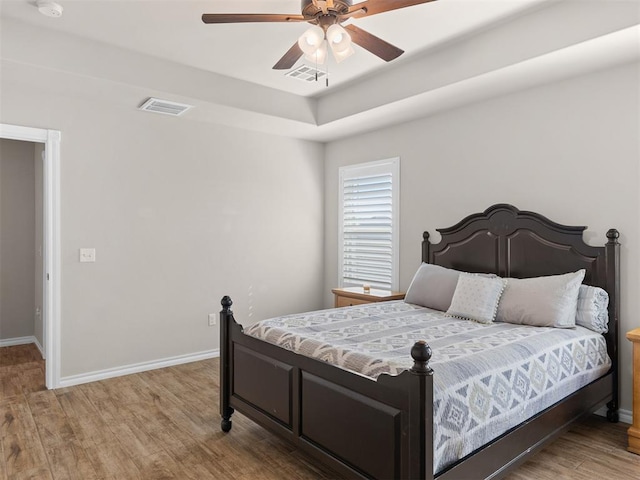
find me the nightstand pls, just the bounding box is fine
[332,287,405,308]
[627,328,640,455]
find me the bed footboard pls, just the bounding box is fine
[219,296,435,480]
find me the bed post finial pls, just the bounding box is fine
[606,229,620,243]
[221,296,233,311]
[410,340,433,375]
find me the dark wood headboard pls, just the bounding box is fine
[421,204,620,414]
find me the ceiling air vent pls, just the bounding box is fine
[285,65,327,82]
[138,98,193,116]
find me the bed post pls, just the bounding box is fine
[422,231,430,263]
[220,295,235,432]
[408,340,434,480]
[605,229,620,422]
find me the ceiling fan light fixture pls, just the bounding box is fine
[326,24,354,63]
[304,40,328,64]
[298,25,325,55]
[331,43,354,63]
[326,24,348,46]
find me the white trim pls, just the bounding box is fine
[594,406,633,425]
[0,335,44,359]
[0,336,37,347]
[0,124,61,389]
[33,336,45,358]
[58,349,220,388]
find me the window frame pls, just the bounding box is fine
[338,157,400,291]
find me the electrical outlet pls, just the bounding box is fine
[79,248,96,262]
[208,314,216,326]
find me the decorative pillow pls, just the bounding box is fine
[404,263,460,312]
[576,285,609,333]
[446,273,507,324]
[496,270,585,328]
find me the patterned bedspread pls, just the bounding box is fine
[245,301,611,474]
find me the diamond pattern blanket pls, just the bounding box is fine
[245,301,611,473]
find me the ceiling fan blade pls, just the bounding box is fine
[348,0,435,18]
[340,7,368,20]
[273,42,304,70]
[343,24,404,62]
[202,13,306,24]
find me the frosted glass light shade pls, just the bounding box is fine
[327,24,354,63]
[304,40,328,64]
[298,26,325,55]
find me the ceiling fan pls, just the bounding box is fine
[202,0,436,70]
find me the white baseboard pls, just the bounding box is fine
[594,406,633,425]
[0,336,45,360]
[0,335,36,348]
[58,349,220,388]
[33,337,45,359]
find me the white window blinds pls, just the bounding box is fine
[339,159,399,291]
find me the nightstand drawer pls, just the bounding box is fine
[332,287,405,308]
[336,296,371,308]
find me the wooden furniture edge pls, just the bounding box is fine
[332,287,405,304]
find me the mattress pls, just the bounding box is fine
[245,301,611,473]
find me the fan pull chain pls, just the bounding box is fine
[315,41,321,81]
[325,39,329,87]
[326,61,329,87]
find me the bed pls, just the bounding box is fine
[218,204,620,480]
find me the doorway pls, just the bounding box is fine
[0,124,60,389]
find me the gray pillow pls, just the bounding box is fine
[576,285,609,333]
[404,263,460,312]
[496,270,585,328]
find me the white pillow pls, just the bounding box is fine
[496,270,585,328]
[576,285,609,333]
[446,273,507,324]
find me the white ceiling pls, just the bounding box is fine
[1,0,638,141]
[0,0,548,97]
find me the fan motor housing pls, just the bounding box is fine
[301,0,352,19]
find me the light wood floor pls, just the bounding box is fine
[1,344,638,480]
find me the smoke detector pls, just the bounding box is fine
[37,1,64,18]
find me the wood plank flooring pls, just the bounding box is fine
[1,343,638,479]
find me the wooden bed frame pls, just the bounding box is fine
[218,204,620,479]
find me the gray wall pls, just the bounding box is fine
[0,79,325,378]
[0,139,36,340]
[324,63,640,413]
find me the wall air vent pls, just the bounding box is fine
[285,65,327,82]
[138,98,193,116]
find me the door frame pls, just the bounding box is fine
[0,123,61,389]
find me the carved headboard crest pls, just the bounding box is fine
[422,204,616,286]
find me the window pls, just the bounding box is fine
[339,158,399,291]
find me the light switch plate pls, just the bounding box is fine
[79,248,96,263]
